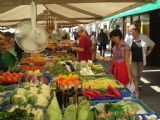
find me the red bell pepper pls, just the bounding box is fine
[101,93,116,98]
[91,90,102,97]
[83,91,97,99]
[107,86,121,97]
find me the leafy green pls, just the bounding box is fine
[0,85,5,92]
[46,63,70,77]
[94,103,106,114]
[11,95,28,105]
[104,103,113,113]
[109,105,125,113]
[87,111,94,120]
[0,108,34,120]
[63,104,77,120]
[47,92,62,120]
[77,99,90,120]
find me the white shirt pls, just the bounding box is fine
[125,34,155,66]
[91,35,97,46]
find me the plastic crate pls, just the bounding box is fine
[90,98,154,113]
[118,88,132,98]
[137,114,160,120]
[89,96,123,101]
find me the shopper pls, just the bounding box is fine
[71,26,92,61]
[97,29,109,57]
[125,24,155,96]
[107,29,132,86]
[125,20,141,41]
[90,31,97,61]
[0,32,17,72]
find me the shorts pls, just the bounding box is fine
[98,44,106,51]
[131,62,143,81]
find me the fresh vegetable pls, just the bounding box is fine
[44,62,70,78]
[0,85,5,92]
[47,92,62,120]
[53,74,80,87]
[63,104,77,120]
[94,103,106,114]
[83,86,121,100]
[0,72,23,84]
[11,95,28,105]
[82,77,123,90]
[0,97,4,105]
[77,99,90,120]
[0,108,34,120]
[115,100,147,114]
[107,86,122,97]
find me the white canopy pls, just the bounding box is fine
[0,0,152,27]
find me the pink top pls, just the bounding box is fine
[112,42,130,62]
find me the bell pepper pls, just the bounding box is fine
[107,86,121,97]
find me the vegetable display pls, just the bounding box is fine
[82,77,123,90]
[0,108,34,120]
[78,61,107,76]
[92,100,148,120]
[0,72,23,84]
[11,83,51,108]
[43,62,70,78]
[83,86,122,100]
[53,74,80,87]
[0,51,155,120]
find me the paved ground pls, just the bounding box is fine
[140,66,160,113]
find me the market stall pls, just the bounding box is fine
[0,50,159,120]
[0,0,158,120]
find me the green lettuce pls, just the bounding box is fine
[46,92,62,120]
[63,104,77,120]
[77,99,90,120]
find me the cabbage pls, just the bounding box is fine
[63,104,77,120]
[77,99,90,120]
[28,94,37,105]
[47,92,62,120]
[21,82,31,90]
[94,103,106,114]
[34,108,44,120]
[11,95,27,105]
[29,87,39,94]
[39,90,50,100]
[16,88,26,95]
[40,84,51,92]
[34,94,49,107]
[7,105,19,112]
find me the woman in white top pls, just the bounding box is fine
[125,24,155,97]
[90,31,97,61]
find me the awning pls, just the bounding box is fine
[104,0,160,20]
[0,0,153,26]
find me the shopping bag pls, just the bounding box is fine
[126,81,137,95]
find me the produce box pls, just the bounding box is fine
[118,88,133,98]
[90,98,154,114]
[137,114,160,120]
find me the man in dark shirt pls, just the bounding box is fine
[98,29,109,57]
